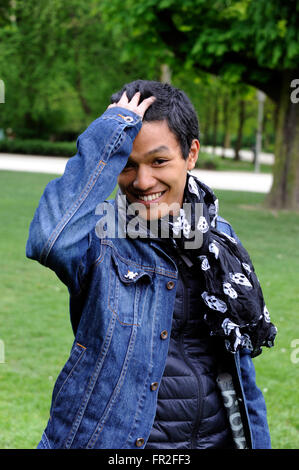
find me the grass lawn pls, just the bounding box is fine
[0,170,298,449]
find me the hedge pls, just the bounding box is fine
[0,139,77,157]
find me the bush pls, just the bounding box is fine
[195,152,219,170]
[0,139,77,157]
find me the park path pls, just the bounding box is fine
[0,152,273,193]
[201,146,274,165]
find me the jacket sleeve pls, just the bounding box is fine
[26,107,142,294]
[239,350,271,448]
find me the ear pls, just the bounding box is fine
[187,139,200,171]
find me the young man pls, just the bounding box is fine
[26,80,276,449]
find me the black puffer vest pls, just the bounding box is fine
[145,250,234,449]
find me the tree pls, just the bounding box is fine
[0,0,78,138]
[0,0,157,140]
[100,0,299,209]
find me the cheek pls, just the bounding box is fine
[160,164,187,188]
[168,172,187,195]
[117,174,129,190]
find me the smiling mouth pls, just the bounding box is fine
[133,191,166,203]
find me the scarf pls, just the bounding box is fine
[118,173,277,357]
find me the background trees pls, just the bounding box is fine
[0,0,298,208]
[99,0,299,209]
[0,0,154,140]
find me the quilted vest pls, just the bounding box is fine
[145,249,234,449]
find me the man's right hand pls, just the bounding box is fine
[107,91,156,120]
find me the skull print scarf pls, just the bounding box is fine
[119,173,277,357]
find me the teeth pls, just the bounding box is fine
[138,192,163,202]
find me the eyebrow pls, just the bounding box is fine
[127,145,171,165]
[144,145,170,156]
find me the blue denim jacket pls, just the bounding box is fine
[26,107,271,449]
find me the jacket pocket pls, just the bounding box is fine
[108,252,152,326]
[50,342,87,416]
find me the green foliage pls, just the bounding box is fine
[99,0,299,89]
[0,0,156,139]
[246,0,299,68]
[0,0,287,171]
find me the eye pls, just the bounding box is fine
[123,160,136,171]
[153,158,168,166]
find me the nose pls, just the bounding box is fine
[132,165,156,191]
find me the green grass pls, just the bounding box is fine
[0,170,298,449]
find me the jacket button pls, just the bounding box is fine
[166,281,175,290]
[150,382,159,391]
[160,330,168,340]
[135,437,144,447]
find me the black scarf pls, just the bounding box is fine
[119,173,277,357]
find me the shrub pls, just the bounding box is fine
[0,139,77,157]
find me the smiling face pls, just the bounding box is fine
[117,120,199,220]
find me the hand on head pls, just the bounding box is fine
[107,91,156,119]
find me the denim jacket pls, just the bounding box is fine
[26,107,271,449]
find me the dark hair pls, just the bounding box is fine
[110,79,200,159]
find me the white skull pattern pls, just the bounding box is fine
[210,199,219,228]
[242,263,251,274]
[188,176,200,197]
[222,318,242,350]
[209,241,219,259]
[199,255,210,271]
[229,272,252,288]
[172,217,181,236]
[202,291,227,313]
[263,305,271,323]
[222,232,237,244]
[223,282,238,299]
[172,209,191,237]
[197,216,209,233]
[222,317,240,335]
[124,270,138,280]
[182,218,191,237]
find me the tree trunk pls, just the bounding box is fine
[211,96,218,152]
[222,94,230,158]
[73,38,92,116]
[267,71,299,210]
[76,71,92,116]
[202,99,211,145]
[234,99,245,161]
[160,64,171,83]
